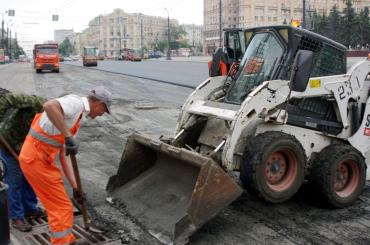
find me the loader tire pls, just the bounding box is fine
[310,144,366,208]
[241,131,306,203]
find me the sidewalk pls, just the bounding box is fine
[155,56,211,63]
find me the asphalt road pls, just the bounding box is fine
[2,62,370,245]
[64,58,210,88]
[62,56,363,90]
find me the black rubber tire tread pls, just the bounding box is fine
[240,131,306,203]
[309,144,366,208]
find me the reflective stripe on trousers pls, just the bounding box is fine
[51,228,72,239]
[28,128,63,148]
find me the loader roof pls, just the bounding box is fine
[243,25,347,52]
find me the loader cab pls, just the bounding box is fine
[224,25,347,105]
[208,28,246,77]
[225,29,286,104]
[223,28,245,62]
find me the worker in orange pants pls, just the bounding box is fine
[19,87,112,245]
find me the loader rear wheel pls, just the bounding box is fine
[310,144,366,208]
[240,132,306,203]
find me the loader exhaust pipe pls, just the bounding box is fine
[107,133,242,244]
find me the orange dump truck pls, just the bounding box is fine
[33,43,60,73]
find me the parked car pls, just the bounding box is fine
[71,55,80,61]
[149,51,162,59]
[128,49,142,61]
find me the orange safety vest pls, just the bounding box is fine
[19,112,82,245]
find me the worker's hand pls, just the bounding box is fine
[65,137,78,156]
[73,188,86,205]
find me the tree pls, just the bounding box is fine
[357,7,370,47]
[315,13,329,36]
[157,40,168,52]
[327,5,341,42]
[59,38,74,56]
[341,0,356,48]
[169,24,187,49]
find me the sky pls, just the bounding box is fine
[0,0,203,52]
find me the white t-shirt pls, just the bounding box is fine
[39,94,90,135]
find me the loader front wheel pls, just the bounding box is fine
[241,132,306,203]
[310,144,366,208]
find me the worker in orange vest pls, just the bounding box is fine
[19,86,112,245]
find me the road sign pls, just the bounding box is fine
[8,10,15,16]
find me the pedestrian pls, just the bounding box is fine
[19,86,112,245]
[0,88,46,232]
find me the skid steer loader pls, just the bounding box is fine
[107,25,370,244]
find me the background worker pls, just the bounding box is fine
[0,88,46,232]
[19,86,112,245]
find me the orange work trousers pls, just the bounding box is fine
[20,136,75,245]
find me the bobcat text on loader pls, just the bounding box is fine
[107,25,370,244]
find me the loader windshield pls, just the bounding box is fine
[225,32,284,104]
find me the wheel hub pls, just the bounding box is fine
[265,152,287,185]
[335,162,350,191]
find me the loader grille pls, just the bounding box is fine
[13,214,118,245]
[25,224,112,245]
[26,216,48,227]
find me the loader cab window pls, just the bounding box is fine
[225,32,284,104]
[225,31,243,60]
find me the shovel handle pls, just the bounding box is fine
[0,134,19,162]
[70,153,90,230]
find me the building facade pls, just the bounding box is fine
[54,29,74,44]
[203,0,369,54]
[78,9,179,57]
[182,24,203,54]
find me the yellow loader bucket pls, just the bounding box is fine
[106,133,242,244]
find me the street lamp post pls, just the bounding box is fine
[219,0,222,47]
[1,18,4,49]
[9,29,11,60]
[164,8,171,60]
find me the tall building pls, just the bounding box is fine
[203,0,369,54]
[78,9,178,57]
[182,24,203,54]
[54,29,74,44]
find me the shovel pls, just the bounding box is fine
[70,153,104,234]
[0,134,19,161]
